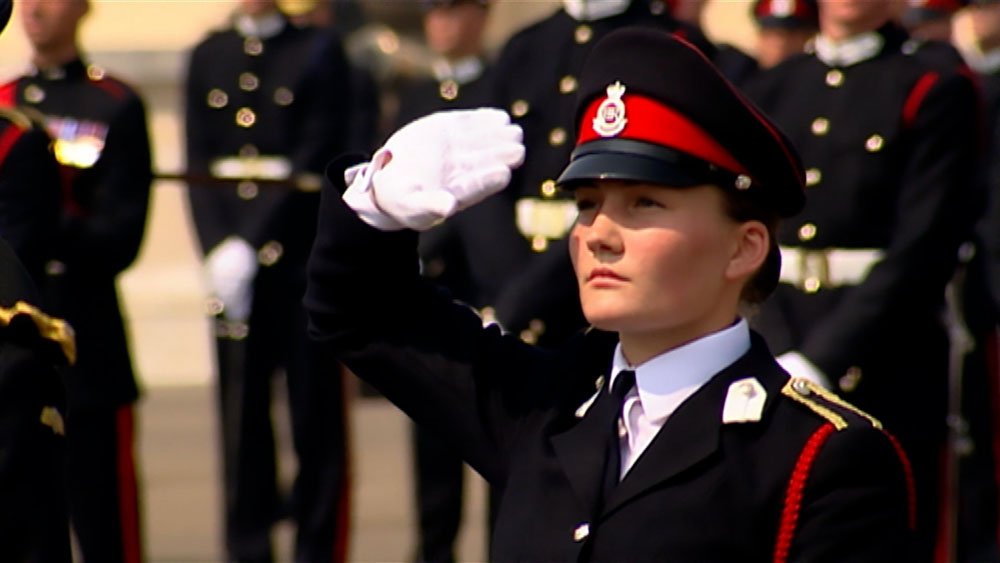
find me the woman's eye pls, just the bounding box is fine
[575,199,597,212]
[635,196,662,208]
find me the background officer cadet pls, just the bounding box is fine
[754,0,819,69]
[0,0,153,560]
[184,0,352,561]
[903,0,969,41]
[744,1,979,559]
[487,0,712,349]
[393,1,521,561]
[305,26,917,561]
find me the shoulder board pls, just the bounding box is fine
[0,106,33,130]
[0,301,76,365]
[781,377,881,431]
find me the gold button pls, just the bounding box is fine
[237,181,259,200]
[573,523,591,542]
[549,127,567,146]
[511,99,529,118]
[595,375,605,390]
[205,297,224,316]
[439,79,459,101]
[803,277,822,293]
[519,329,538,345]
[825,69,844,88]
[559,75,578,95]
[540,180,557,198]
[865,134,884,153]
[529,318,545,335]
[531,235,548,252]
[207,88,228,109]
[574,25,593,44]
[792,379,811,396]
[805,168,822,187]
[24,84,45,104]
[244,36,263,56]
[839,366,863,392]
[239,72,260,91]
[798,223,817,241]
[811,117,830,136]
[236,107,257,128]
[902,39,920,56]
[734,175,752,191]
[239,144,259,157]
[86,64,106,81]
[617,417,627,438]
[274,87,295,106]
[257,241,284,266]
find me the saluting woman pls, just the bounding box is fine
[305,28,916,562]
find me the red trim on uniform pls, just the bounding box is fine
[0,124,26,165]
[91,78,127,101]
[0,80,18,107]
[773,422,836,563]
[883,430,918,531]
[902,72,940,129]
[577,93,750,176]
[672,28,688,42]
[115,405,142,563]
[332,370,352,563]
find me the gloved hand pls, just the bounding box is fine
[776,351,832,389]
[343,108,525,231]
[204,236,258,322]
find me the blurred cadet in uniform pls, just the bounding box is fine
[903,0,967,41]
[745,0,979,560]
[1,0,153,560]
[393,2,521,560]
[184,0,352,561]
[754,0,819,69]
[490,0,710,349]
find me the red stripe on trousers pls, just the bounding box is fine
[116,405,142,563]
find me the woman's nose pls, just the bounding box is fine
[584,212,622,256]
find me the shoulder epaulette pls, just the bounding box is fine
[0,301,76,365]
[781,377,881,431]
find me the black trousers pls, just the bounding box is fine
[66,404,142,563]
[412,424,464,563]
[216,272,349,563]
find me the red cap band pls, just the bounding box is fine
[576,93,750,178]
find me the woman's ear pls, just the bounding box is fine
[725,220,769,283]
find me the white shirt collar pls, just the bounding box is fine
[562,0,631,21]
[814,31,885,67]
[234,11,286,39]
[964,46,1000,75]
[431,56,485,85]
[608,318,751,424]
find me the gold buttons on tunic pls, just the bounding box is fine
[239,72,260,92]
[205,297,225,316]
[803,277,822,293]
[531,236,548,252]
[244,36,264,56]
[207,88,229,109]
[511,99,529,118]
[235,107,257,128]
[439,79,459,101]
[274,87,295,106]
[258,241,284,266]
[811,117,830,136]
[805,168,822,187]
[559,75,578,95]
[573,523,591,542]
[86,64,106,81]
[540,180,557,198]
[865,134,885,153]
[839,366,863,393]
[825,69,844,88]
[237,181,259,200]
[792,379,811,396]
[549,127,567,147]
[24,84,45,104]
[798,223,817,242]
[575,25,593,44]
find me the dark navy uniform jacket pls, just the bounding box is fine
[1,58,152,412]
[304,158,915,562]
[744,24,978,442]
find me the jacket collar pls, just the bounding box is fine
[812,22,907,67]
[562,0,631,21]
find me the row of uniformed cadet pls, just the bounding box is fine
[184,0,352,561]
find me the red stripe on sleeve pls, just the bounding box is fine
[0,124,25,166]
[902,72,939,129]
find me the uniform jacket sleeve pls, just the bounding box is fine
[305,157,563,484]
[59,92,152,275]
[800,71,978,378]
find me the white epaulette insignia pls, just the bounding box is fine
[722,377,767,424]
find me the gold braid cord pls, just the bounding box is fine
[0,301,76,365]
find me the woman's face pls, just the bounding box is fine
[569,181,751,349]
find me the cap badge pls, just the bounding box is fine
[771,0,794,17]
[592,81,628,138]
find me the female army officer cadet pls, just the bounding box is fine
[305,28,916,561]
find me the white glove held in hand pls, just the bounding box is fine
[205,236,258,322]
[343,108,525,231]
[777,351,832,389]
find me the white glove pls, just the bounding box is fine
[777,351,832,389]
[343,108,525,231]
[205,236,258,322]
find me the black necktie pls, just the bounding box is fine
[602,369,636,504]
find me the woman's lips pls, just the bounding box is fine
[587,268,627,282]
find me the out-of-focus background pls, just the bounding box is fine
[0,2,762,561]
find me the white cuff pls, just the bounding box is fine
[341,149,405,231]
[777,351,832,389]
